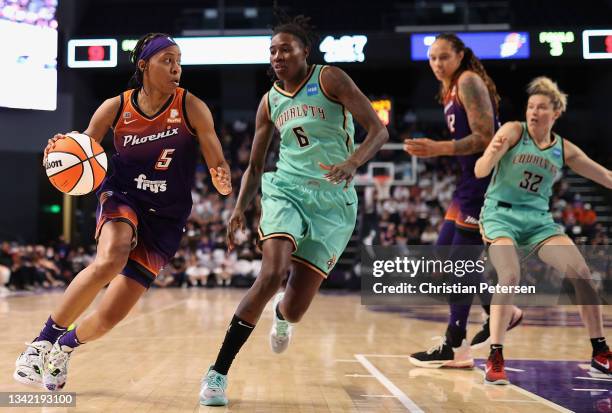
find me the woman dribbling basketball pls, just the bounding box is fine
[14,33,231,392]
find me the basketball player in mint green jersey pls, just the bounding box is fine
[200,13,388,406]
[475,77,612,385]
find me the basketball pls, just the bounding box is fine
[45,133,108,196]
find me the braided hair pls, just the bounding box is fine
[268,6,318,81]
[128,32,171,89]
[434,33,501,112]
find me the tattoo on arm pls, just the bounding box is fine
[455,74,495,155]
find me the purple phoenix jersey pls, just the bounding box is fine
[443,82,499,214]
[101,87,198,223]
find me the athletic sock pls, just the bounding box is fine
[490,344,503,357]
[35,316,67,344]
[213,315,255,375]
[58,329,83,350]
[591,337,609,357]
[445,322,467,348]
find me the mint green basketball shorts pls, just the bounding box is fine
[258,171,358,277]
[480,198,565,248]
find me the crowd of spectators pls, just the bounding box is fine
[1,122,609,294]
[364,156,609,248]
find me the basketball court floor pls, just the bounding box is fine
[1,289,610,412]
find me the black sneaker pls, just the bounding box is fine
[409,337,474,368]
[470,317,491,350]
[471,308,524,350]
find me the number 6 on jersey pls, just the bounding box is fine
[292,126,310,148]
[155,148,175,170]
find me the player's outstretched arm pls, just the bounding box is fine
[404,71,494,158]
[564,140,612,189]
[474,121,521,178]
[318,66,388,187]
[186,93,232,195]
[226,94,275,251]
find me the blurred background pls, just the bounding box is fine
[1,0,611,293]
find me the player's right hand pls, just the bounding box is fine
[489,134,508,154]
[403,138,443,157]
[43,131,78,166]
[210,165,232,196]
[226,209,246,252]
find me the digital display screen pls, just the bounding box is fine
[582,30,612,59]
[319,35,368,63]
[113,36,271,65]
[67,39,117,68]
[0,18,57,110]
[532,31,579,58]
[411,32,530,61]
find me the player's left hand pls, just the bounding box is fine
[319,159,358,190]
[403,138,443,158]
[210,165,232,195]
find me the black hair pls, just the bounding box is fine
[272,7,316,50]
[128,32,171,89]
[434,33,501,113]
[267,5,318,81]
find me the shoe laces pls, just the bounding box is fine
[25,341,50,355]
[206,372,226,390]
[426,336,447,355]
[275,319,289,338]
[48,347,70,370]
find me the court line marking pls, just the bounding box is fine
[572,388,608,392]
[360,353,573,413]
[335,359,361,363]
[115,299,189,328]
[478,363,525,373]
[360,395,399,398]
[354,354,424,413]
[503,384,574,413]
[359,354,412,358]
[471,369,574,413]
[576,376,612,382]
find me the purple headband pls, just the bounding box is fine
[138,36,177,61]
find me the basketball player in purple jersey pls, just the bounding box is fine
[14,33,232,391]
[404,34,522,368]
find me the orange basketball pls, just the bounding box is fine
[44,133,108,195]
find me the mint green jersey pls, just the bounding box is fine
[485,122,565,211]
[267,65,355,184]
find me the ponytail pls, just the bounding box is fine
[435,33,500,113]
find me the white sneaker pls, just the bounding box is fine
[199,366,228,406]
[269,292,292,354]
[43,341,73,391]
[14,340,52,386]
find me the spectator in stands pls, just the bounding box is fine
[0,241,11,292]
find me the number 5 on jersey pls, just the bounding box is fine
[155,148,175,170]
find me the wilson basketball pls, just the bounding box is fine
[45,133,108,196]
